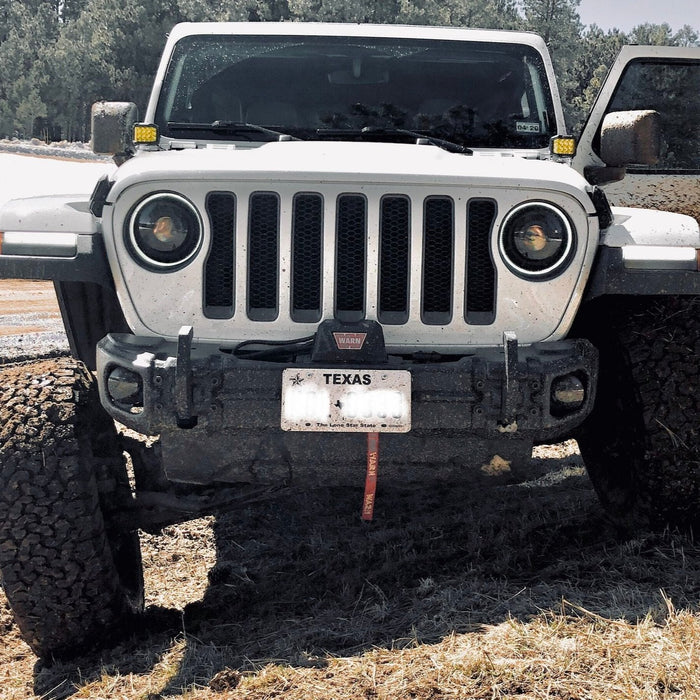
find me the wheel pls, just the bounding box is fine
[0,357,144,660]
[576,297,699,530]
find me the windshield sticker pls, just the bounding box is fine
[516,121,541,134]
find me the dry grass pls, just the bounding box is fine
[2,442,700,699]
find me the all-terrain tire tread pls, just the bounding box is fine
[577,296,699,528]
[0,357,141,659]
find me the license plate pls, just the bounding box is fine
[281,368,411,432]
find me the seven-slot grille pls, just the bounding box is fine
[204,191,497,326]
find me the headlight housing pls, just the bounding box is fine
[499,202,575,278]
[127,193,202,269]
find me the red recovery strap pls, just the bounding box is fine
[362,432,379,521]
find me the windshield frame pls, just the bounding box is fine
[152,29,560,152]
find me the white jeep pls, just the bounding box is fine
[0,23,698,660]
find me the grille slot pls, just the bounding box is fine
[335,194,367,322]
[379,195,410,325]
[466,199,497,325]
[291,194,323,323]
[204,192,235,319]
[248,192,279,321]
[422,196,454,325]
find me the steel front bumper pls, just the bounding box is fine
[97,331,597,484]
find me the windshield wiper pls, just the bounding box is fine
[315,126,472,154]
[166,121,299,141]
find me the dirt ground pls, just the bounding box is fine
[0,279,69,362]
[2,436,699,699]
[0,279,58,313]
[1,281,699,699]
[0,279,60,336]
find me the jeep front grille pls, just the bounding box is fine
[204,191,497,326]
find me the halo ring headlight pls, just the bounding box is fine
[127,193,202,269]
[499,202,575,279]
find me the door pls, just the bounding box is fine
[574,45,700,224]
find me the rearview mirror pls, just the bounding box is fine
[599,110,660,168]
[91,101,138,162]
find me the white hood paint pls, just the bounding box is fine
[110,141,594,209]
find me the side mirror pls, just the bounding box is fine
[599,110,660,168]
[91,101,138,162]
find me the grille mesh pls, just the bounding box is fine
[292,194,323,322]
[379,196,410,324]
[204,193,236,318]
[466,199,497,324]
[248,192,279,321]
[335,195,367,322]
[422,197,454,325]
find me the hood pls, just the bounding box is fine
[109,141,593,208]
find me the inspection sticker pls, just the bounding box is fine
[516,121,541,133]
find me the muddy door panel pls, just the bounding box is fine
[575,46,700,223]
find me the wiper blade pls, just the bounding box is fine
[166,121,299,141]
[363,127,472,154]
[316,126,472,154]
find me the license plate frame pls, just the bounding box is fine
[281,368,411,433]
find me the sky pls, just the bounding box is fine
[577,0,700,33]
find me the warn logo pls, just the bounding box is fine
[333,332,367,351]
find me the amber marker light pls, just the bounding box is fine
[133,123,159,144]
[550,135,576,157]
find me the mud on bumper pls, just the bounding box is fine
[96,331,597,484]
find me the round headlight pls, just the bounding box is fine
[499,202,574,278]
[127,193,202,269]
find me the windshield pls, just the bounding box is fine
[155,34,557,150]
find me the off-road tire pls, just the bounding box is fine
[0,357,144,660]
[576,296,699,530]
